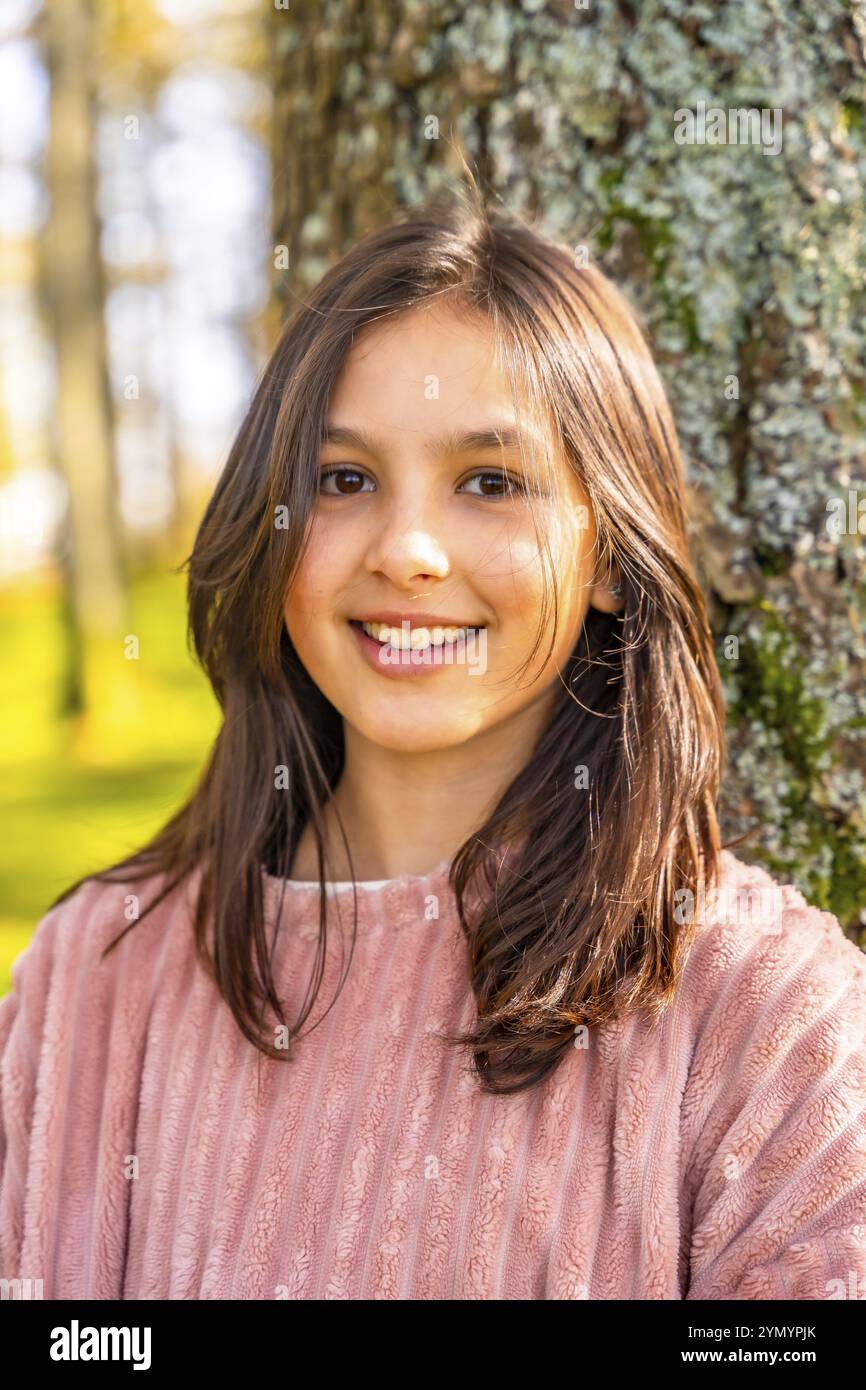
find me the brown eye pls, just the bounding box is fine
[319,467,374,496]
[460,469,520,498]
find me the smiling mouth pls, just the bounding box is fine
[348,619,485,651]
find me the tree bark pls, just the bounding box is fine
[270,0,866,935]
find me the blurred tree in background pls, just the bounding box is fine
[42,0,128,714]
[272,0,866,937]
[0,0,269,987]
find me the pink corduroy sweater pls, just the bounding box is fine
[1,847,865,1301]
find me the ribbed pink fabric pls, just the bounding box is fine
[1,847,865,1300]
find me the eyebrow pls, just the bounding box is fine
[321,424,528,459]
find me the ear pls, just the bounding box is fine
[588,570,625,615]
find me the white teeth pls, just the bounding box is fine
[359,621,480,648]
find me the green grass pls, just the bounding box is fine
[0,569,221,995]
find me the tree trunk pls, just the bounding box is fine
[270,0,866,935]
[40,0,127,715]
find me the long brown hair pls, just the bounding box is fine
[51,179,733,1095]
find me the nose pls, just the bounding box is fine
[363,490,451,588]
[364,522,450,589]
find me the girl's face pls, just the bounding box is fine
[283,302,619,754]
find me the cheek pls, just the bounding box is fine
[470,517,564,609]
[283,563,314,634]
[283,525,342,626]
[474,514,587,647]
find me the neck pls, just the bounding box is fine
[290,687,556,881]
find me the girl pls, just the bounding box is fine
[2,187,865,1301]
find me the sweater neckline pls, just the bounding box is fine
[261,855,453,898]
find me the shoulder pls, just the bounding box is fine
[671,848,866,1169]
[674,853,866,1297]
[1,867,198,1046]
[674,847,866,1035]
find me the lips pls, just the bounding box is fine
[352,611,486,629]
[347,618,484,680]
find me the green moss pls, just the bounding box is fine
[751,543,794,577]
[596,203,673,263]
[726,599,866,934]
[734,599,831,780]
[596,203,701,352]
[597,163,626,195]
[758,828,866,949]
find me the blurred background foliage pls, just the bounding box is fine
[0,572,220,985]
[1,0,266,990]
[2,0,865,993]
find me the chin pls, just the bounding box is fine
[351,708,482,755]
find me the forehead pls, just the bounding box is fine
[325,302,555,460]
[332,302,503,397]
